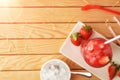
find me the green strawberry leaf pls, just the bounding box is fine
[84,25,92,31]
[70,32,80,40]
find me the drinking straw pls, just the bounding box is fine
[108,26,120,45]
[104,35,120,44]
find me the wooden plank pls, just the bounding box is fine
[0,0,119,7]
[0,55,81,70]
[0,39,119,54]
[0,8,120,22]
[0,39,64,54]
[0,70,100,80]
[0,23,119,38]
[0,71,40,80]
[0,36,119,55]
[0,24,72,38]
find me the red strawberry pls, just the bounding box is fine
[70,32,82,46]
[117,66,120,77]
[108,62,117,80]
[117,71,120,77]
[80,25,92,39]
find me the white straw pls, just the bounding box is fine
[104,35,120,44]
[108,26,120,45]
[113,16,120,26]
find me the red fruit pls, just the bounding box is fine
[117,71,120,77]
[81,38,112,67]
[99,56,110,65]
[70,32,82,46]
[80,25,92,39]
[117,66,120,77]
[108,62,117,80]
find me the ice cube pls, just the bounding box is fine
[87,44,94,51]
[90,57,96,64]
[99,43,105,49]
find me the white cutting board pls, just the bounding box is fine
[59,22,120,80]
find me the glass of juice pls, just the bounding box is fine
[81,38,112,68]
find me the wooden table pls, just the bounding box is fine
[0,0,120,80]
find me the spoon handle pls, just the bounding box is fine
[71,71,92,78]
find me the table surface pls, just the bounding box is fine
[0,0,120,80]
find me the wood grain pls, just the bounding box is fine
[0,70,100,80]
[0,0,119,80]
[0,8,120,22]
[0,55,81,70]
[0,0,119,7]
[0,39,64,54]
[0,23,119,38]
[0,39,119,54]
[0,24,71,38]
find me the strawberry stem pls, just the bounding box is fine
[70,32,81,40]
[84,25,92,31]
[117,65,120,71]
[110,61,117,66]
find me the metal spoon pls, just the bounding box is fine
[71,71,92,78]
